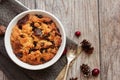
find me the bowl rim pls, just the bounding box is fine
[4,10,66,70]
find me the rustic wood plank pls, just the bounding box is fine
[36,0,100,80]
[99,0,120,80]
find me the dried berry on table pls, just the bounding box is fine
[80,39,94,54]
[70,77,78,80]
[92,68,100,76]
[0,25,6,36]
[75,31,81,37]
[80,64,91,77]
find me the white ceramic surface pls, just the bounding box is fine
[4,10,66,70]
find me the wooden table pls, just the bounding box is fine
[0,0,120,80]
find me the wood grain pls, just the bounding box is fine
[36,0,100,80]
[66,0,100,80]
[0,0,100,80]
[99,0,120,80]
[1,0,120,80]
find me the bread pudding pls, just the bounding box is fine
[10,14,62,65]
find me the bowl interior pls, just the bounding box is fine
[4,10,66,70]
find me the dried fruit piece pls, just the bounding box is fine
[34,28,42,36]
[17,14,29,29]
[29,48,37,54]
[75,31,81,37]
[92,68,100,76]
[15,52,23,58]
[30,22,36,30]
[70,77,78,80]
[40,57,46,63]
[81,39,94,54]
[0,25,6,36]
[33,41,37,47]
[35,14,43,18]
[80,64,91,77]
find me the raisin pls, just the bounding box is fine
[18,25,22,29]
[30,22,36,30]
[17,14,29,29]
[20,34,25,38]
[35,15,43,18]
[40,48,47,53]
[50,41,54,45]
[43,20,53,24]
[40,42,44,47]
[40,58,46,63]
[15,52,23,58]
[50,45,55,49]
[34,28,42,36]
[42,33,50,40]
[57,28,60,32]
[29,48,37,54]
[33,41,37,47]
[55,31,61,36]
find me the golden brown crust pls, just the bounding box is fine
[10,14,62,65]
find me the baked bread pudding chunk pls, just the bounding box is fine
[10,14,62,65]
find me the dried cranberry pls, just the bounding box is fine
[75,31,81,37]
[92,68,100,76]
